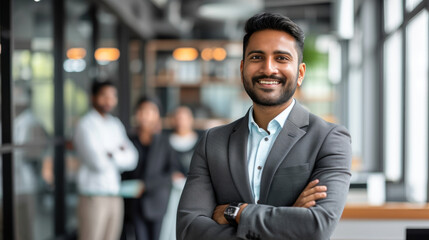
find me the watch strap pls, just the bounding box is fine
[224,202,243,227]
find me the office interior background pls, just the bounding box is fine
[1,0,429,239]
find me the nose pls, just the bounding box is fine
[260,57,279,76]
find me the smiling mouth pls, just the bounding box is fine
[258,79,281,85]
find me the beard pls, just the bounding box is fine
[93,103,114,114]
[242,72,298,106]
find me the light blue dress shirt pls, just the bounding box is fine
[247,99,295,203]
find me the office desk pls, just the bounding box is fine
[332,204,429,240]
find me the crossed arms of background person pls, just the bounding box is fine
[177,126,352,240]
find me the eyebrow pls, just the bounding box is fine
[247,50,294,58]
[274,50,293,58]
[247,50,264,57]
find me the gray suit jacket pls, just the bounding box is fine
[177,102,352,240]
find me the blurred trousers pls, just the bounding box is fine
[121,198,162,240]
[78,196,123,240]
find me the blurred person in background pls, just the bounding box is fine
[159,106,200,240]
[73,80,138,240]
[121,96,178,240]
[168,106,200,175]
[0,82,51,240]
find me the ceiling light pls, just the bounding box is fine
[201,48,213,61]
[172,48,198,61]
[67,48,87,60]
[213,48,227,61]
[94,48,120,62]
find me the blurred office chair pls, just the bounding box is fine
[406,228,429,240]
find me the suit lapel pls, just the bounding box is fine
[259,102,309,203]
[228,113,255,203]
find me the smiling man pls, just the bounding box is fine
[177,12,352,240]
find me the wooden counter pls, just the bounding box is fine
[342,203,429,219]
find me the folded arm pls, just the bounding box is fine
[177,130,242,240]
[74,123,113,172]
[109,123,138,172]
[235,126,352,240]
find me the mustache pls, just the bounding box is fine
[252,75,286,83]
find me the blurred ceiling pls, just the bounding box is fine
[12,0,337,43]
[98,0,335,39]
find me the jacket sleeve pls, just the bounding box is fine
[177,130,242,240]
[236,125,352,240]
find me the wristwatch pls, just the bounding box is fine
[224,202,243,227]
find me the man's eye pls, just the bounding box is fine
[250,55,262,60]
[277,56,289,61]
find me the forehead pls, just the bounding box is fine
[246,29,298,56]
[138,101,158,111]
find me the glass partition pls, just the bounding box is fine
[383,31,403,182]
[405,10,428,203]
[406,0,423,12]
[384,0,403,33]
[13,147,54,240]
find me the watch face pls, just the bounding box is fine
[225,206,240,217]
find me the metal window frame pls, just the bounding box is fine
[381,0,429,200]
[53,0,66,236]
[1,0,15,238]
[0,0,68,238]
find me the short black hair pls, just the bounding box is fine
[91,80,115,96]
[243,12,305,63]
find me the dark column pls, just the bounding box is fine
[427,0,429,203]
[90,4,98,79]
[118,23,131,129]
[53,0,66,236]
[0,0,15,239]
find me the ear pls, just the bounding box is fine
[240,60,244,83]
[297,63,306,87]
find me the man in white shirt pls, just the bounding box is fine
[74,80,138,240]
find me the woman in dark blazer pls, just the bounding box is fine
[121,96,178,240]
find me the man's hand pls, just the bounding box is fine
[136,181,145,197]
[212,204,229,224]
[213,203,249,225]
[293,179,327,208]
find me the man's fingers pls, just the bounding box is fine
[293,180,328,208]
[303,201,316,208]
[300,192,327,205]
[303,179,320,191]
[301,185,327,198]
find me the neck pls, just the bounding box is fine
[138,128,153,145]
[176,129,194,137]
[252,99,293,131]
[94,108,106,118]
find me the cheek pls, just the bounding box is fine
[243,63,258,75]
[107,95,117,105]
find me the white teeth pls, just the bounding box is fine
[259,80,279,85]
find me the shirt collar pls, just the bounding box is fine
[90,108,112,121]
[248,99,296,133]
